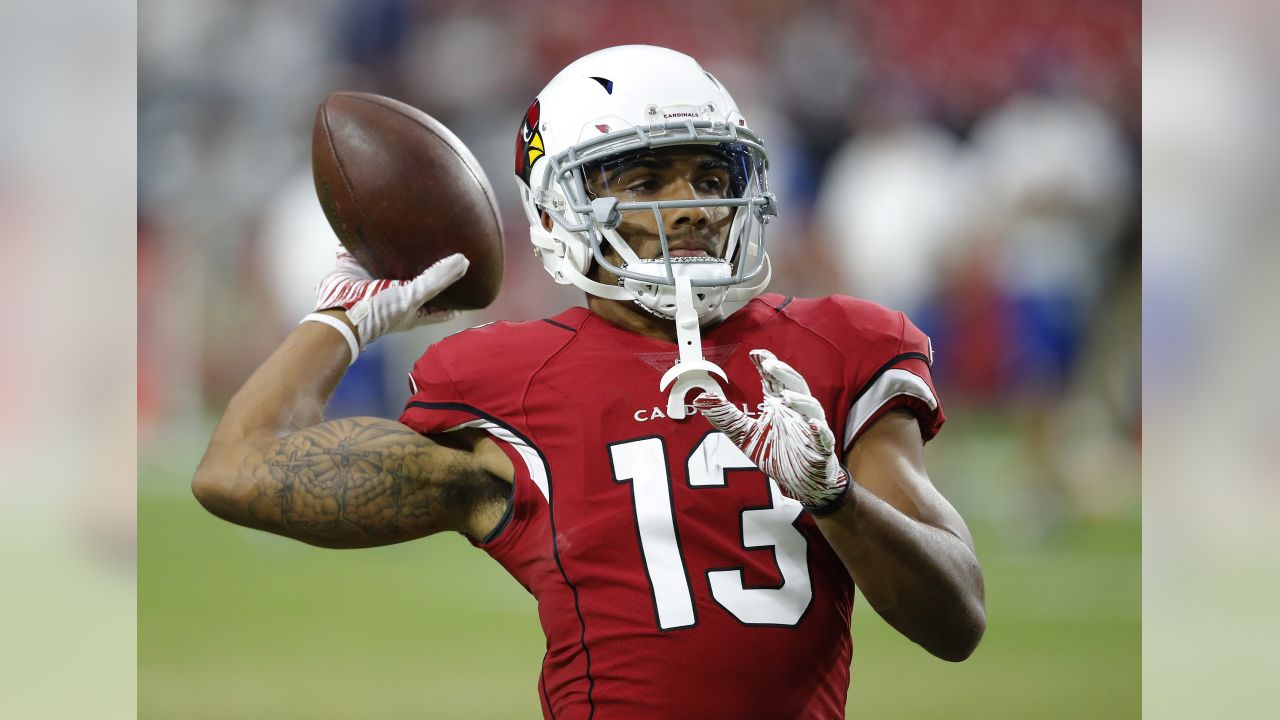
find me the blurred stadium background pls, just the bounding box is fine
[138,0,1140,717]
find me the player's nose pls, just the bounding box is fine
[661,181,712,232]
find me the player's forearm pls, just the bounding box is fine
[192,313,353,525]
[211,311,353,447]
[816,486,986,661]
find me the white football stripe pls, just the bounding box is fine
[448,420,550,502]
[842,368,938,450]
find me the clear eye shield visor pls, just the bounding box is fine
[535,119,776,294]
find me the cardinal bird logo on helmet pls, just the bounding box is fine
[515,99,544,184]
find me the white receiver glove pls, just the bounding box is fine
[693,349,851,514]
[312,250,469,350]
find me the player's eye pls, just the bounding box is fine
[695,174,728,196]
[624,177,661,194]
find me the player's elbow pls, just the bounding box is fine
[929,599,986,662]
[190,468,221,513]
[190,465,240,522]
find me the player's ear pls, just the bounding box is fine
[540,211,553,231]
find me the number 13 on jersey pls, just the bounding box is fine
[608,433,814,630]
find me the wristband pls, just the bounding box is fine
[804,468,853,517]
[300,312,359,366]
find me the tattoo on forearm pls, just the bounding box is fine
[236,418,503,544]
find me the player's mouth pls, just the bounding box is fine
[665,238,716,258]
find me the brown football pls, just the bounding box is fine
[312,92,503,309]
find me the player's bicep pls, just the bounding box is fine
[844,409,975,553]
[202,416,508,548]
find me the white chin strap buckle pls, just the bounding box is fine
[659,275,727,419]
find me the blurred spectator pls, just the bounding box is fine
[969,89,1133,396]
[815,85,972,319]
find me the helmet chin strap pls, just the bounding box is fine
[659,274,727,420]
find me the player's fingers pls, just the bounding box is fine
[749,349,784,398]
[416,307,459,323]
[334,249,374,280]
[693,393,756,444]
[750,349,812,398]
[749,348,777,370]
[780,389,826,423]
[759,356,812,396]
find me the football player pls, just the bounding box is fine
[193,45,985,719]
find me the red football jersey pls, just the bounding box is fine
[400,293,943,720]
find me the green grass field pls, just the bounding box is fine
[140,488,1138,719]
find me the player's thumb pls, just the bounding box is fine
[693,393,755,445]
[807,419,836,455]
[407,253,470,303]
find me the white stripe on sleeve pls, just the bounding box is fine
[842,368,938,450]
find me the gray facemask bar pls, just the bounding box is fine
[535,120,776,288]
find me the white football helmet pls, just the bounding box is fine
[515,45,774,324]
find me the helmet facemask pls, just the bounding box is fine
[585,141,767,322]
[533,119,775,326]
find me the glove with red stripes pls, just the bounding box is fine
[693,349,851,514]
[313,250,468,350]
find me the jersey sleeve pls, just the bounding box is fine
[841,310,944,450]
[397,322,543,434]
[794,296,944,452]
[396,324,565,553]
[398,341,485,435]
